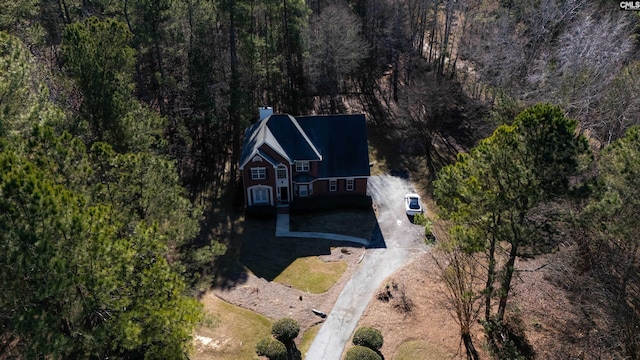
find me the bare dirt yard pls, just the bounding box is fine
[213,241,366,336]
[195,213,370,358]
[355,249,583,360]
[355,252,472,359]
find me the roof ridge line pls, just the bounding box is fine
[239,117,292,170]
[263,124,291,162]
[288,114,323,160]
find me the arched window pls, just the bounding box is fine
[277,164,287,179]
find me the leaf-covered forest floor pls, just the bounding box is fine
[354,246,586,359]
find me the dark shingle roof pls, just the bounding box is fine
[296,114,370,178]
[239,114,321,169]
[239,120,286,169]
[268,114,321,161]
[292,173,317,183]
[240,113,370,179]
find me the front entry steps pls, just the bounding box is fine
[276,203,289,214]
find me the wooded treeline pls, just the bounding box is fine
[1,0,423,198]
[2,0,640,358]
[5,0,636,197]
[428,2,640,360]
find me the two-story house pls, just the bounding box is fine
[239,110,370,212]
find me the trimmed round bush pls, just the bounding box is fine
[352,326,384,351]
[255,337,287,360]
[344,345,382,360]
[271,317,300,344]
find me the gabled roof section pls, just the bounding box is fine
[240,114,322,169]
[268,114,322,161]
[292,173,317,183]
[296,114,370,178]
[257,149,279,167]
[240,113,370,178]
[239,117,290,170]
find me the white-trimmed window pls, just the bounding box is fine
[297,183,313,197]
[295,161,310,172]
[252,187,270,204]
[251,167,266,180]
[329,179,337,192]
[277,167,287,179]
[346,178,354,191]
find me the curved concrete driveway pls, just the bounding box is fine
[305,175,428,360]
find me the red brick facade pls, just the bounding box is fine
[241,144,369,207]
[311,178,368,197]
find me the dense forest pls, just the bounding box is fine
[1,0,640,358]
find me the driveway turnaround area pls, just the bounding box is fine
[304,175,428,360]
[275,213,369,246]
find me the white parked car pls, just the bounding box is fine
[404,193,423,216]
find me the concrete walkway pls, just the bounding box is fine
[275,213,370,246]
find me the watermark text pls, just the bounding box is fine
[621,1,640,10]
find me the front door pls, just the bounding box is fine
[279,186,289,201]
[276,164,289,202]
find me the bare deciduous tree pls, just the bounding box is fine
[593,61,640,145]
[528,10,636,131]
[397,70,454,177]
[305,3,369,113]
[434,245,483,360]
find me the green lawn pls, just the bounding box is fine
[194,296,272,360]
[273,256,347,293]
[393,339,455,360]
[299,323,321,358]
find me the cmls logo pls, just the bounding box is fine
[621,1,640,10]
